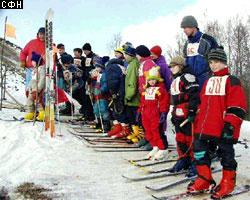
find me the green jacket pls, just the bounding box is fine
[125,57,140,107]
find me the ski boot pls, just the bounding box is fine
[187,165,216,194]
[137,138,148,148]
[153,149,168,160]
[127,125,140,140]
[36,110,45,121]
[211,170,236,199]
[107,123,122,137]
[112,125,130,139]
[102,120,111,133]
[24,112,35,121]
[131,132,144,143]
[186,161,197,177]
[146,146,159,160]
[169,157,191,173]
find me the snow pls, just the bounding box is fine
[0,73,249,199]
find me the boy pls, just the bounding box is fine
[168,56,199,177]
[187,47,247,199]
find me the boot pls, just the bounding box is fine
[103,121,111,133]
[112,125,130,139]
[127,125,140,140]
[131,132,144,143]
[187,165,216,194]
[186,161,197,177]
[36,110,45,121]
[107,123,122,137]
[141,142,153,151]
[153,149,168,160]
[59,102,73,116]
[137,138,148,148]
[146,146,159,159]
[169,157,191,173]
[211,170,236,199]
[24,112,35,121]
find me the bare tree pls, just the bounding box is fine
[106,32,122,54]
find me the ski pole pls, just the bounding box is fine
[96,98,104,133]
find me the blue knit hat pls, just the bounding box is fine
[94,57,105,69]
[37,27,45,34]
[124,46,136,57]
[31,52,43,64]
[135,45,151,57]
[102,56,110,66]
[61,54,73,65]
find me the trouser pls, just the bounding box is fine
[194,138,237,170]
[173,118,193,159]
[142,109,168,150]
[125,106,138,126]
[26,90,44,112]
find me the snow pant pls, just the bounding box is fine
[125,106,138,126]
[111,96,128,124]
[194,138,237,171]
[142,109,168,150]
[172,117,193,159]
[72,87,85,107]
[85,94,95,121]
[25,68,33,95]
[93,99,110,121]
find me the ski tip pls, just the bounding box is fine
[45,8,54,19]
[151,195,161,200]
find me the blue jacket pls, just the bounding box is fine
[183,31,218,89]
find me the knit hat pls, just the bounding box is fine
[82,43,92,51]
[31,52,43,65]
[114,47,124,55]
[146,66,163,82]
[57,43,65,49]
[61,54,73,65]
[124,46,136,57]
[181,15,198,28]
[102,56,110,66]
[135,45,151,57]
[150,45,162,57]
[122,41,133,51]
[37,27,45,34]
[169,56,185,68]
[208,47,227,64]
[94,57,105,69]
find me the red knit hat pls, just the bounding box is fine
[150,45,162,57]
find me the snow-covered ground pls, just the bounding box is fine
[0,73,249,199]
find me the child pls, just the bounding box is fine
[168,56,199,177]
[138,66,170,160]
[187,47,247,199]
[24,52,45,121]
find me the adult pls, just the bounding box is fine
[181,15,218,90]
[150,45,172,91]
[19,27,45,95]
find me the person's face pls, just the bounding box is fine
[209,60,225,72]
[136,54,142,61]
[151,53,158,60]
[148,79,157,86]
[170,65,182,75]
[183,27,196,37]
[38,32,45,41]
[124,54,131,62]
[83,50,91,56]
[114,52,123,59]
[74,51,81,58]
[58,48,65,55]
[31,60,37,67]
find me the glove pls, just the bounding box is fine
[160,112,167,124]
[221,122,235,144]
[187,110,196,123]
[135,112,141,123]
[20,61,26,68]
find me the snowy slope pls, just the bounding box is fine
[0,73,249,199]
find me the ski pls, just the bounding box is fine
[44,8,55,137]
[129,157,177,168]
[93,148,149,152]
[122,170,186,181]
[67,129,108,137]
[152,184,250,200]
[83,137,128,144]
[145,168,222,191]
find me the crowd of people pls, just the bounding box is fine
[19,15,247,199]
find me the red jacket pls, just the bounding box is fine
[20,36,45,68]
[139,83,170,114]
[194,67,247,141]
[138,57,156,93]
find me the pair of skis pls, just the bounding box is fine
[44,9,55,137]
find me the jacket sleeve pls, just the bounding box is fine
[20,40,32,62]
[100,73,108,94]
[224,76,247,129]
[158,85,170,113]
[125,62,138,101]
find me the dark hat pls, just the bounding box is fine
[208,47,227,64]
[94,57,105,69]
[181,15,198,28]
[135,45,151,57]
[31,52,43,64]
[124,46,136,57]
[82,43,92,51]
[61,54,73,65]
[150,45,162,57]
[37,27,45,34]
[102,56,110,65]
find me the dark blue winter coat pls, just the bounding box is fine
[183,31,218,89]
